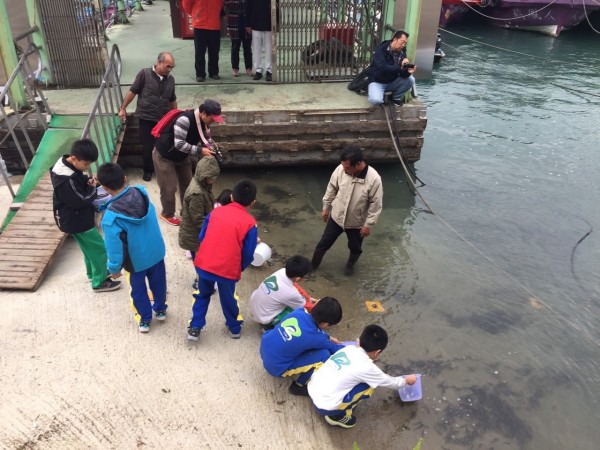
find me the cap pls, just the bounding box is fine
[202,99,224,123]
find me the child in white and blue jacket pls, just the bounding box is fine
[97,163,167,333]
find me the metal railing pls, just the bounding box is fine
[0,28,52,198]
[275,0,385,82]
[81,43,124,172]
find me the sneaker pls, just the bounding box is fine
[139,321,150,333]
[93,278,121,293]
[187,327,201,341]
[324,414,357,429]
[142,172,152,182]
[192,278,198,290]
[289,381,309,397]
[266,71,272,82]
[232,69,239,77]
[160,214,181,226]
[196,76,205,82]
[229,329,241,339]
[245,68,253,76]
[154,310,167,321]
[209,74,220,80]
[253,72,262,81]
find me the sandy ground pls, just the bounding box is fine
[0,169,422,450]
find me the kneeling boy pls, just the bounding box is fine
[308,324,417,428]
[260,297,344,396]
[98,163,167,333]
[249,255,317,329]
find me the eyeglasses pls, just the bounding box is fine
[165,64,175,69]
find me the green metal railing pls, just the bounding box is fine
[0,29,52,198]
[81,43,124,172]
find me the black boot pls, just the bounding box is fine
[311,249,326,271]
[344,253,361,276]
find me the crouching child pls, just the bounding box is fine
[249,255,318,329]
[260,297,344,396]
[307,324,417,428]
[97,163,167,333]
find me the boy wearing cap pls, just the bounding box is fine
[152,99,224,226]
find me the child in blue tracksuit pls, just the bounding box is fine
[187,179,258,341]
[97,163,167,333]
[260,297,344,396]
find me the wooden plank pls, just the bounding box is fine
[1,228,63,238]
[17,203,54,211]
[0,264,42,272]
[0,254,57,262]
[0,248,58,256]
[0,236,64,244]
[0,238,63,246]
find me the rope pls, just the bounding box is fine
[382,104,600,348]
[583,0,600,35]
[439,29,600,100]
[460,0,561,21]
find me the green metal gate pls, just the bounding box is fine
[36,0,107,87]
[275,0,385,82]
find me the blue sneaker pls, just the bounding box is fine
[154,310,167,321]
[139,321,150,333]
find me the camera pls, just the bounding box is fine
[403,63,415,69]
[214,148,224,165]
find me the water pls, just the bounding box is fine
[217,23,600,449]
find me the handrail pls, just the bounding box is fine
[0,38,51,199]
[80,44,124,172]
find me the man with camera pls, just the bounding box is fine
[152,100,223,226]
[368,30,416,107]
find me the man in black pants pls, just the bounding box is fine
[119,52,177,182]
[311,147,383,276]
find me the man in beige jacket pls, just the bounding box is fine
[311,146,383,276]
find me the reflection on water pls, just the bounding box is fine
[216,22,599,449]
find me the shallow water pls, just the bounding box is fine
[216,22,600,449]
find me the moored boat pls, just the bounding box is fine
[440,0,485,27]
[484,0,600,37]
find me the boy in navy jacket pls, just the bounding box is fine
[97,163,167,333]
[187,179,258,341]
[260,297,344,396]
[50,139,120,293]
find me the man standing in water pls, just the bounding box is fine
[118,52,177,182]
[311,147,383,276]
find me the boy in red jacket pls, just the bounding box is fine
[187,179,258,341]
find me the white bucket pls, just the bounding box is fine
[251,242,272,266]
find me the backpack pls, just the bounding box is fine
[151,109,184,138]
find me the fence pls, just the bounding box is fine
[0,29,52,198]
[81,44,124,172]
[275,0,385,82]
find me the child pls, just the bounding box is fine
[249,255,317,329]
[308,324,418,428]
[187,179,258,341]
[178,156,220,259]
[50,139,120,293]
[260,297,344,396]
[214,188,233,208]
[97,163,167,333]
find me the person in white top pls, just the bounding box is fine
[249,255,317,328]
[307,324,417,429]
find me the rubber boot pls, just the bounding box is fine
[344,253,361,276]
[311,249,327,271]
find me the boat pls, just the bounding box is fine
[483,0,600,37]
[440,0,486,27]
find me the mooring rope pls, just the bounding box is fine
[383,103,600,348]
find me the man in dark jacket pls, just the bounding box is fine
[118,52,177,182]
[368,30,416,107]
[50,139,121,293]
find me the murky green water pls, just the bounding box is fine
[217,23,600,449]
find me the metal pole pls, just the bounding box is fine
[0,0,28,109]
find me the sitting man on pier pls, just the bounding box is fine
[368,30,416,107]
